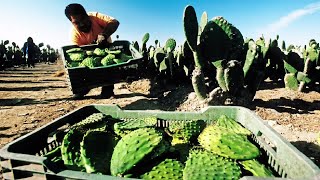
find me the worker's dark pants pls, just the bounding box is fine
[26,55,35,67]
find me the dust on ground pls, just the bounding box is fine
[0,60,319,167]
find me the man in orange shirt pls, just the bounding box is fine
[65,3,119,46]
[65,3,120,99]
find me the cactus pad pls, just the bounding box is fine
[165,38,177,52]
[80,130,118,174]
[113,117,158,137]
[183,5,199,51]
[168,119,206,143]
[240,159,274,177]
[216,115,251,136]
[200,16,244,62]
[198,125,260,160]
[141,159,184,180]
[110,128,165,176]
[183,149,241,180]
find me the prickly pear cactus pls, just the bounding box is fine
[141,159,184,180]
[110,128,166,177]
[200,16,244,63]
[113,117,158,137]
[71,113,109,131]
[216,115,251,136]
[284,73,299,91]
[61,128,85,171]
[183,149,241,180]
[198,125,260,160]
[80,130,119,174]
[167,119,206,143]
[239,159,274,177]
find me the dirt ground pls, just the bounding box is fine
[0,60,319,168]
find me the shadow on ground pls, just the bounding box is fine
[252,98,320,114]
[0,85,67,91]
[122,85,193,111]
[290,141,320,167]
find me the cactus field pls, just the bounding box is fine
[1,4,320,178]
[0,61,319,169]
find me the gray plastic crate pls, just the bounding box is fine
[0,105,319,179]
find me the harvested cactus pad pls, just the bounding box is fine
[110,128,166,177]
[198,125,260,160]
[183,149,241,180]
[215,115,251,135]
[239,159,274,177]
[168,119,206,143]
[141,159,184,180]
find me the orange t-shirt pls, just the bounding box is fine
[70,12,114,46]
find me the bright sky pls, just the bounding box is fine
[1,0,320,50]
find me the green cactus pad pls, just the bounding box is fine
[168,119,206,143]
[165,38,177,52]
[297,72,311,83]
[141,159,184,180]
[71,113,108,131]
[191,67,208,100]
[240,159,274,177]
[216,115,251,136]
[113,117,158,137]
[93,48,106,56]
[80,130,118,174]
[68,52,85,61]
[200,16,244,62]
[198,125,260,160]
[213,60,228,91]
[183,5,199,51]
[110,128,165,176]
[81,57,102,68]
[61,128,85,171]
[224,60,244,96]
[101,54,116,66]
[183,149,241,180]
[66,48,83,53]
[199,11,208,34]
[142,33,150,45]
[284,73,299,90]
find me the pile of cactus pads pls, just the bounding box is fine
[43,112,276,179]
[65,47,133,68]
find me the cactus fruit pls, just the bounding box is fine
[240,159,274,177]
[198,125,260,160]
[141,159,184,180]
[183,149,241,180]
[110,128,167,177]
[215,115,251,136]
[80,130,118,174]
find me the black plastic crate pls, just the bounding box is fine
[60,41,144,95]
[0,105,319,180]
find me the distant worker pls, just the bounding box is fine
[22,37,37,68]
[64,3,120,99]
